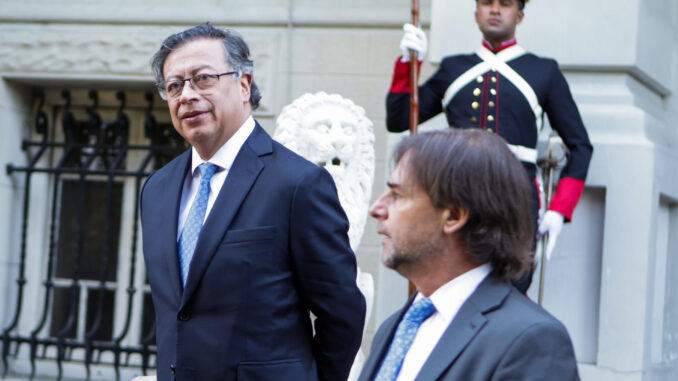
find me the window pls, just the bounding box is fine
[2,88,185,380]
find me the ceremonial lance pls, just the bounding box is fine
[407,0,421,297]
[409,0,420,136]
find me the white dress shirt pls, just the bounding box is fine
[395,263,492,381]
[177,116,256,239]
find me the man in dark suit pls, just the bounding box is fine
[141,24,366,381]
[360,130,579,381]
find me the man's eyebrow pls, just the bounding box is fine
[386,181,400,189]
[165,65,214,80]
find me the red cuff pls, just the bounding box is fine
[389,57,422,93]
[548,177,585,222]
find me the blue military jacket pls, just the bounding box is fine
[386,42,593,219]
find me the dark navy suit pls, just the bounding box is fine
[141,122,366,381]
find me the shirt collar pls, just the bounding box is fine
[415,263,492,324]
[482,38,518,53]
[190,115,256,175]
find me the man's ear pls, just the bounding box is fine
[239,73,252,100]
[441,207,469,235]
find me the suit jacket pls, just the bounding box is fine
[141,122,366,381]
[359,275,579,381]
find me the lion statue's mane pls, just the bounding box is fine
[274,92,375,251]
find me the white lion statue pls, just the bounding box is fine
[274,92,375,381]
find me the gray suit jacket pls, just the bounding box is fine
[359,275,579,381]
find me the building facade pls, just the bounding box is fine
[0,0,676,380]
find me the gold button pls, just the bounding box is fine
[473,88,481,97]
[476,75,483,83]
[471,116,478,123]
[491,76,497,83]
[487,115,494,122]
[488,101,495,108]
[487,128,493,132]
[490,89,496,96]
[471,101,479,110]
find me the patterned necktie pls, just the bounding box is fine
[178,162,217,287]
[375,297,436,381]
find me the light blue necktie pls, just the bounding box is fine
[178,162,217,287]
[375,297,436,381]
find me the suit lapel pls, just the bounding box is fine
[180,123,271,307]
[359,295,416,381]
[414,276,511,381]
[158,150,191,303]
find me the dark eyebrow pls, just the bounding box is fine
[386,181,401,189]
[165,65,215,80]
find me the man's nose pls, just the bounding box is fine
[369,192,388,219]
[178,80,199,103]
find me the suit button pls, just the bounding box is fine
[178,311,191,321]
[170,364,176,374]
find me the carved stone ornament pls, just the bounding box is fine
[0,24,276,113]
[274,92,375,381]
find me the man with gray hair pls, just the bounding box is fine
[360,130,579,380]
[141,24,365,381]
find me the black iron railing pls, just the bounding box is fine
[2,90,185,380]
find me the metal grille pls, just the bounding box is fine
[2,89,186,380]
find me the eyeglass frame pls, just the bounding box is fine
[157,71,238,101]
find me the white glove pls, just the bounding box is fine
[400,23,427,62]
[538,210,564,261]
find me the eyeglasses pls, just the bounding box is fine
[158,71,237,100]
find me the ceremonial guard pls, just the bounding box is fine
[386,0,593,292]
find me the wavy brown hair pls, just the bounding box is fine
[393,129,534,280]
